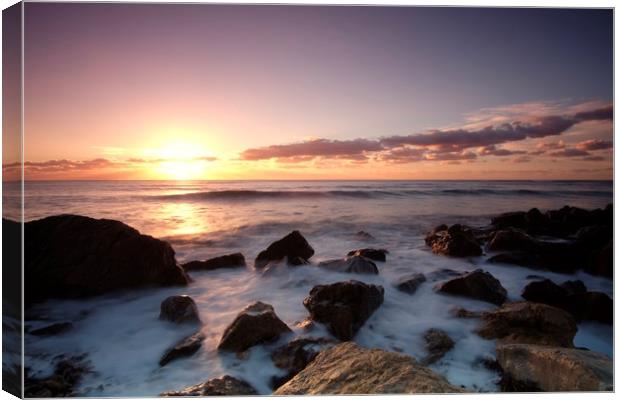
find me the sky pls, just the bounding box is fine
[3,3,613,180]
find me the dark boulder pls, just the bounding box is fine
[435,269,507,305]
[521,279,568,309]
[346,248,388,262]
[586,240,613,278]
[560,280,587,295]
[24,215,189,304]
[159,295,201,324]
[487,229,541,252]
[303,280,384,341]
[181,253,246,271]
[318,256,379,274]
[270,337,335,389]
[159,332,205,366]
[425,224,482,257]
[218,302,291,352]
[254,231,314,269]
[161,375,258,396]
[29,322,74,336]
[394,273,427,295]
[564,291,613,325]
[422,328,455,365]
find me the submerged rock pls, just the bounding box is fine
[346,248,388,262]
[435,269,507,305]
[318,256,379,274]
[161,375,258,396]
[354,231,375,241]
[476,301,577,347]
[303,280,384,341]
[425,224,482,257]
[270,337,335,389]
[422,328,455,365]
[395,273,427,295]
[25,355,91,397]
[274,342,465,394]
[159,332,205,366]
[497,344,613,391]
[254,231,315,269]
[29,322,74,336]
[181,253,246,271]
[159,295,201,324]
[24,214,188,304]
[218,301,291,352]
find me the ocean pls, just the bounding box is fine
[5,180,614,395]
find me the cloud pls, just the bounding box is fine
[575,139,613,151]
[548,148,591,157]
[477,145,526,157]
[239,138,384,161]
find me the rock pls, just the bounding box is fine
[181,253,246,271]
[426,224,482,257]
[303,280,384,341]
[496,343,613,391]
[487,229,541,252]
[159,332,205,366]
[24,215,189,304]
[25,355,90,397]
[288,256,310,266]
[30,322,74,336]
[346,248,388,262]
[318,256,379,274]
[422,329,455,365]
[426,268,462,281]
[587,240,613,278]
[159,295,201,324]
[274,342,465,394]
[254,231,314,269]
[476,301,577,347]
[560,280,587,295]
[218,301,291,352]
[564,291,613,325]
[488,252,539,267]
[161,375,258,396]
[491,211,528,230]
[451,307,482,319]
[521,279,568,309]
[270,337,335,389]
[435,269,507,305]
[354,231,375,240]
[395,273,427,295]
[424,224,448,246]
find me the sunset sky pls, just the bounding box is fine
[4,4,613,180]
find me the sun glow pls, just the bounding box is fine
[147,141,216,180]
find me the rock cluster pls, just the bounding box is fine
[435,269,507,305]
[161,375,258,396]
[182,253,246,271]
[254,231,315,269]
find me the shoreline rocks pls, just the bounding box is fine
[25,355,91,397]
[159,295,201,324]
[425,224,482,257]
[182,253,246,272]
[395,273,427,295]
[435,269,507,305]
[161,375,258,396]
[270,337,335,389]
[422,328,455,365]
[346,248,388,262]
[318,255,379,274]
[255,231,315,269]
[159,332,205,366]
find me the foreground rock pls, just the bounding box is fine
[274,342,464,394]
[159,332,205,366]
[497,344,613,391]
[425,224,482,257]
[318,256,379,274]
[218,302,291,352]
[422,329,455,365]
[24,215,189,304]
[270,337,335,389]
[159,295,201,324]
[395,273,427,295]
[161,375,258,396]
[181,253,246,271]
[476,301,577,347]
[25,356,90,397]
[346,248,388,262]
[435,269,507,305]
[254,231,315,269]
[303,281,384,341]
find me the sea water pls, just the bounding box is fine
[4,180,613,395]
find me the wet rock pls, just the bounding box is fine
[422,328,455,365]
[451,307,482,319]
[161,375,258,396]
[159,295,201,324]
[491,211,528,230]
[288,256,310,266]
[270,337,335,389]
[303,280,384,341]
[497,343,613,391]
[30,322,74,336]
[427,268,462,281]
[476,301,577,347]
[346,248,388,262]
[274,342,465,394]
[354,231,375,241]
[521,279,568,309]
[487,229,541,252]
[159,332,205,366]
[587,240,613,278]
[318,256,379,274]
[218,301,291,352]
[560,279,587,295]
[435,269,507,305]
[395,273,426,295]
[424,224,448,246]
[488,252,538,267]
[181,253,246,271]
[25,355,90,397]
[564,291,613,325]
[425,224,482,257]
[24,215,189,304]
[254,231,315,269]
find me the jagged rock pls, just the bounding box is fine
[218,302,291,352]
[497,344,613,391]
[161,375,258,396]
[181,253,246,271]
[303,280,384,341]
[395,273,427,295]
[24,215,188,304]
[476,301,577,347]
[425,224,482,257]
[435,269,507,305]
[274,342,465,394]
[487,229,541,252]
[346,248,388,262]
[30,322,74,336]
[24,355,90,397]
[254,231,314,269]
[159,332,205,366]
[521,279,568,309]
[318,256,378,274]
[270,337,335,389]
[422,329,455,365]
[159,296,201,324]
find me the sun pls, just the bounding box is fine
[146,141,215,180]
